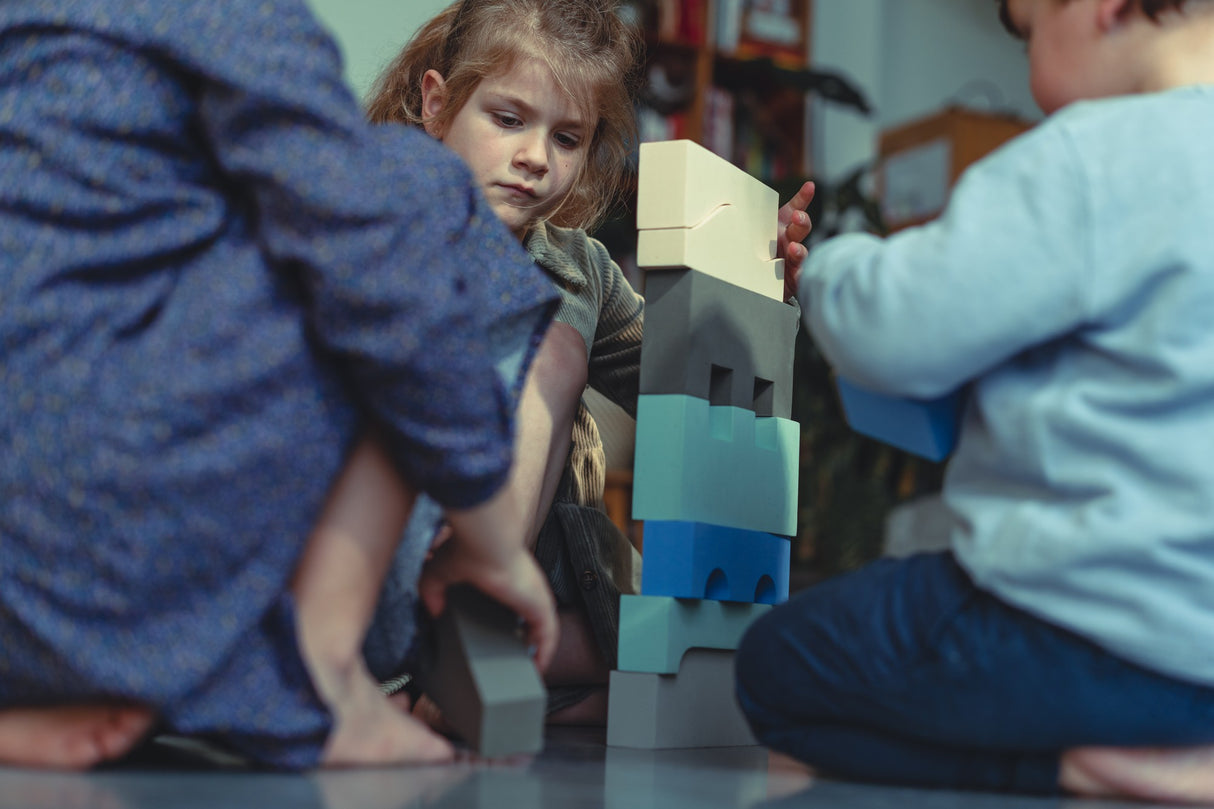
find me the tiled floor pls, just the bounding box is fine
[0,727,1156,809]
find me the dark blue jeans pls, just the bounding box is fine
[735,551,1214,794]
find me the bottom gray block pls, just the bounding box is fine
[606,648,757,749]
[415,585,547,757]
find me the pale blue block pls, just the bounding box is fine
[835,377,962,462]
[618,594,772,674]
[639,520,789,604]
[632,395,798,537]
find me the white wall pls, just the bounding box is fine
[306,0,452,102]
[810,0,1041,180]
[810,0,884,181]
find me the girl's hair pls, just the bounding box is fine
[998,0,1198,36]
[367,0,643,233]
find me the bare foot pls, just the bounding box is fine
[0,705,155,770]
[313,657,454,767]
[1062,745,1214,804]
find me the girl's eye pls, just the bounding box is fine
[494,112,522,128]
[555,132,582,149]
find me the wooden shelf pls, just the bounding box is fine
[604,469,644,552]
[879,106,1034,232]
[638,0,814,182]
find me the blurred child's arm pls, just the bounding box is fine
[799,126,1089,399]
[778,181,815,301]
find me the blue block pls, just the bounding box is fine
[632,394,798,537]
[835,377,962,461]
[640,521,790,605]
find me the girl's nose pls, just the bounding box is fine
[514,134,548,176]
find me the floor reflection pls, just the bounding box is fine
[0,727,1135,809]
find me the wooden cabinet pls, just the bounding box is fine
[634,0,814,182]
[878,106,1034,232]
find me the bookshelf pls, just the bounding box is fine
[635,0,814,181]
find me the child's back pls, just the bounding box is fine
[804,85,1214,684]
[737,0,1214,801]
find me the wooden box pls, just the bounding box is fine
[878,107,1033,232]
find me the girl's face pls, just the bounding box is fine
[422,58,592,239]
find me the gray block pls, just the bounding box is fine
[415,585,547,758]
[606,649,757,749]
[640,269,799,418]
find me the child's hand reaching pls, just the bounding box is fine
[418,493,559,671]
[778,181,815,301]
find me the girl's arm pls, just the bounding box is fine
[584,238,645,418]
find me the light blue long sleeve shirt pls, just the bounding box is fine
[800,87,1214,687]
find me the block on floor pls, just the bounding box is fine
[414,585,546,758]
[618,594,772,674]
[606,649,756,749]
[640,269,799,418]
[637,521,789,605]
[632,394,798,537]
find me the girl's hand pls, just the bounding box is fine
[777,181,815,301]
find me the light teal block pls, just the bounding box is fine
[617,594,771,674]
[632,394,799,536]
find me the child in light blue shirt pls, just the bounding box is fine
[738,0,1214,800]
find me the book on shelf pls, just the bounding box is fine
[719,0,808,64]
[657,0,709,46]
[638,106,694,143]
[702,86,735,163]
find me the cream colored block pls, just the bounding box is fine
[637,140,778,233]
[637,140,784,301]
[637,211,785,301]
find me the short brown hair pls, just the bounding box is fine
[366,0,643,234]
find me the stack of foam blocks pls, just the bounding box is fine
[606,140,801,749]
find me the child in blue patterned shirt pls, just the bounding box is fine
[0,0,558,770]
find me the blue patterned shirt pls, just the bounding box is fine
[0,0,556,764]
